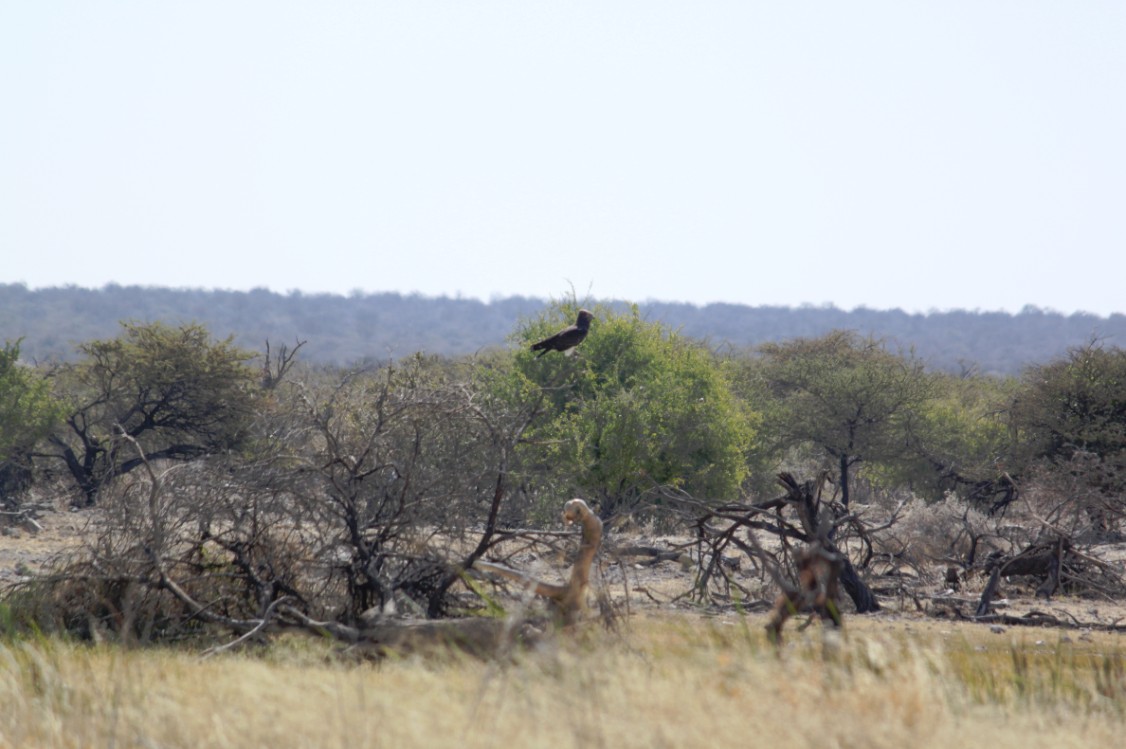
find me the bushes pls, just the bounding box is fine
[44,322,261,505]
[6,311,1126,642]
[512,303,755,517]
[0,340,62,498]
[744,331,934,507]
[6,353,548,639]
[1009,342,1126,534]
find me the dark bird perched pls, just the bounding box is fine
[531,309,594,357]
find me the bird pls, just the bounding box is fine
[530,309,594,357]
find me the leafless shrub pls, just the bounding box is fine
[6,355,548,644]
[880,493,1005,570]
[673,472,884,616]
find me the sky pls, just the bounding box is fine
[2,2,1125,316]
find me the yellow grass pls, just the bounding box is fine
[2,614,1124,749]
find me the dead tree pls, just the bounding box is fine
[260,338,306,390]
[973,536,1123,618]
[774,472,880,613]
[686,473,880,614]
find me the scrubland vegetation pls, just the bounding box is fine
[2,292,1125,746]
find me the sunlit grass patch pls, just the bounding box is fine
[939,630,1126,712]
[1,615,1125,749]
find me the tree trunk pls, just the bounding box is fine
[838,557,880,613]
[839,453,851,508]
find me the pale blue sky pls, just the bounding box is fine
[3,2,1124,314]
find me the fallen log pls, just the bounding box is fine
[279,607,549,657]
[949,608,1126,634]
[976,537,1071,616]
[612,545,692,568]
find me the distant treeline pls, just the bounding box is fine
[2,283,1124,375]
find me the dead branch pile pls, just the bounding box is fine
[6,494,606,658]
[674,472,885,617]
[975,535,1126,617]
[2,403,609,657]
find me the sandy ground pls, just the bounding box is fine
[0,502,90,584]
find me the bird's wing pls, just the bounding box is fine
[532,325,576,349]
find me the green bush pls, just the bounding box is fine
[0,340,62,497]
[513,302,756,517]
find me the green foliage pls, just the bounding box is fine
[885,371,1017,499]
[49,322,260,503]
[73,321,259,445]
[513,302,755,516]
[0,340,63,494]
[1010,341,1126,496]
[0,341,60,457]
[1014,341,1126,461]
[750,331,934,505]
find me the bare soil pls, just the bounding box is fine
[0,503,89,585]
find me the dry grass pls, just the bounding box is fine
[2,613,1125,749]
